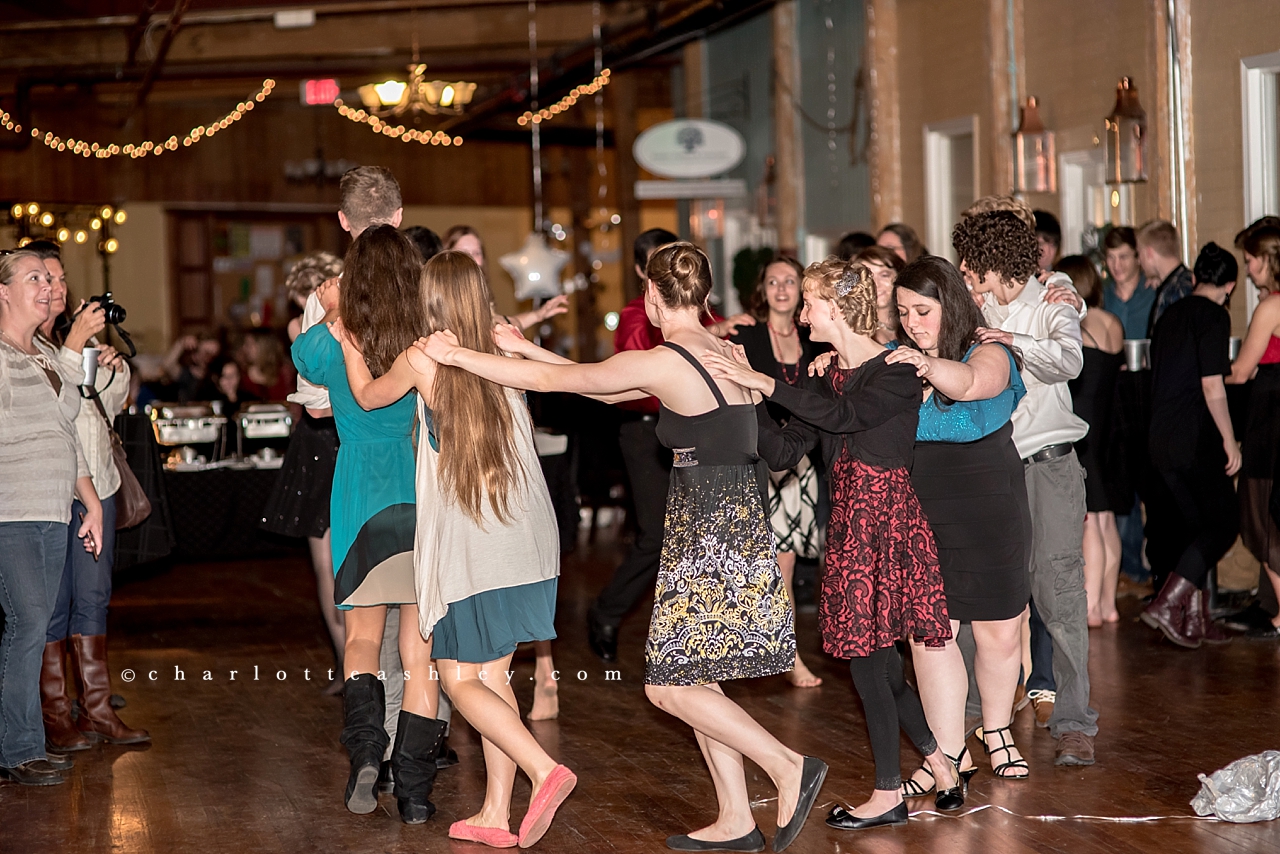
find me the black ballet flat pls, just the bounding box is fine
[772,756,828,852]
[666,827,766,852]
[825,802,909,830]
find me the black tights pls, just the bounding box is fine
[848,646,938,791]
[1161,467,1239,589]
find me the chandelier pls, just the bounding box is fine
[357,64,476,117]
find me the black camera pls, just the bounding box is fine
[86,292,127,325]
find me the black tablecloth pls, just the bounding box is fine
[113,413,301,566]
[161,467,301,561]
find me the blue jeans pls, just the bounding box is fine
[1117,494,1149,582]
[1026,600,1056,692]
[47,497,117,641]
[0,521,69,767]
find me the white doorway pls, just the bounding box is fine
[1241,49,1280,320]
[924,116,980,262]
[1059,149,1133,255]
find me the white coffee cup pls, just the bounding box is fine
[81,347,100,388]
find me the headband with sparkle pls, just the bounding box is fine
[835,266,859,297]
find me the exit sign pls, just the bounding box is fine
[300,79,340,106]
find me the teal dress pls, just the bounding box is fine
[293,325,417,609]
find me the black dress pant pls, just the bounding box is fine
[591,418,672,626]
[1159,466,1239,589]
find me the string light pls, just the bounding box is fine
[517,69,610,126]
[7,201,130,253]
[332,100,463,146]
[0,80,275,160]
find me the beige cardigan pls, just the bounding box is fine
[56,341,131,500]
[0,337,89,523]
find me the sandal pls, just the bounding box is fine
[900,746,977,798]
[982,725,1030,779]
[952,745,979,784]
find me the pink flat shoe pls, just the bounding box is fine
[449,820,518,848]
[517,764,577,848]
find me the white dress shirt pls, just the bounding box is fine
[287,291,331,409]
[57,340,130,499]
[981,274,1089,459]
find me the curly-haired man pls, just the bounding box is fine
[953,210,1099,767]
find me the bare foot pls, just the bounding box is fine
[1087,608,1103,628]
[461,810,510,832]
[785,655,822,688]
[900,751,972,797]
[900,765,935,797]
[1101,609,1120,624]
[851,788,903,819]
[984,729,1029,779]
[528,679,559,721]
[685,820,758,842]
[773,753,804,828]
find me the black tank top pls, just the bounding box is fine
[654,342,760,469]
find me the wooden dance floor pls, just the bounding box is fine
[4,528,1278,853]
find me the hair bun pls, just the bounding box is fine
[646,242,713,310]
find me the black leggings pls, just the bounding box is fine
[848,646,938,791]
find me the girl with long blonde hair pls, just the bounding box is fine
[420,242,826,853]
[335,250,573,848]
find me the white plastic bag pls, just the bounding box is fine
[1191,751,1280,823]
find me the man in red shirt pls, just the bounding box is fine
[587,229,753,660]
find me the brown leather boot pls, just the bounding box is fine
[1139,574,1200,648]
[1185,589,1233,645]
[41,641,94,751]
[70,635,151,744]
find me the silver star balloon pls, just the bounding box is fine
[501,231,570,301]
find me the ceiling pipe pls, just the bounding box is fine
[124,0,159,68]
[125,0,192,122]
[440,0,776,134]
[0,0,603,33]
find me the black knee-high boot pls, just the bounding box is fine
[340,674,389,815]
[391,710,448,824]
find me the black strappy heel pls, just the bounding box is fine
[982,725,1030,779]
[900,745,977,799]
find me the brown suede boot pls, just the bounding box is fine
[1185,589,1233,645]
[70,635,151,745]
[1140,574,1200,648]
[41,641,94,751]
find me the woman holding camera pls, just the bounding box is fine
[0,248,105,786]
[26,241,151,752]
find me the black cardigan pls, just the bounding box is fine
[755,353,923,474]
[730,322,829,426]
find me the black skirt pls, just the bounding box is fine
[260,412,340,539]
[1070,348,1130,513]
[910,422,1031,622]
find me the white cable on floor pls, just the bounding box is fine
[908,803,1218,823]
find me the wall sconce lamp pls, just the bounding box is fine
[1013,96,1056,193]
[1105,77,1148,183]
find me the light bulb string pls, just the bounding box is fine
[332,101,464,147]
[0,80,275,160]
[518,69,611,127]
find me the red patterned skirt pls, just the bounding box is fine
[821,455,951,658]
